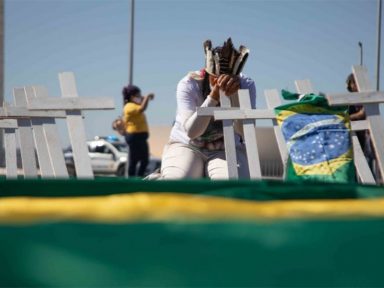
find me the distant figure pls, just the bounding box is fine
[122,85,154,177]
[160,38,256,179]
[346,73,374,168]
[346,74,365,121]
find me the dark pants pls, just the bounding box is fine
[125,132,149,177]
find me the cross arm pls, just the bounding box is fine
[196,107,239,116]
[351,120,369,131]
[0,107,67,118]
[213,109,276,120]
[0,119,18,128]
[326,91,384,106]
[27,97,115,111]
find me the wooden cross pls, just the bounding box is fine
[325,65,384,184]
[212,90,291,180]
[197,92,243,179]
[198,90,279,179]
[0,118,18,178]
[263,89,289,178]
[0,87,67,178]
[0,72,115,179]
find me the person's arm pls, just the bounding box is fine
[176,78,218,139]
[350,107,365,121]
[138,93,154,113]
[184,96,219,139]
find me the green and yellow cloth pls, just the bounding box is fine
[275,90,355,183]
[0,178,384,287]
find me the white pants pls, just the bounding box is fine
[160,142,250,180]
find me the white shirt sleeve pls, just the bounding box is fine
[176,77,218,139]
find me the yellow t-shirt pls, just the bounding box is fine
[123,102,149,133]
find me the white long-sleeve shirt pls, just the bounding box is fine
[169,72,256,148]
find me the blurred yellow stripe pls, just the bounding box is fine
[1,193,384,224]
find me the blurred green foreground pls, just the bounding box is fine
[0,178,384,287]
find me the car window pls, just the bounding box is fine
[112,143,128,153]
[104,147,113,154]
[94,145,106,153]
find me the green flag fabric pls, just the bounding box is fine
[275,90,355,183]
[0,178,384,287]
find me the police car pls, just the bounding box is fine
[64,136,161,177]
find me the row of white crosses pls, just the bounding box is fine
[0,72,115,179]
[198,65,383,185]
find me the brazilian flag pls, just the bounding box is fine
[1,178,384,287]
[274,90,355,183]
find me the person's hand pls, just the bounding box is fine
[147,93,155,100]
[208,76,220,102]
[218,74,240,96]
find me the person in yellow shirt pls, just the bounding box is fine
[122,85,154,177]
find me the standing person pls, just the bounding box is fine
[346,74,365,121]
[160,38,256,179]
[122,85,154,177]
[346,73,375,172]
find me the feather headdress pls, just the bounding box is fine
[204,38,249,76]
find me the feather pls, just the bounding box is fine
[219,38,235,74]
[220,38,233,60]
[214,52,221,76]
[229,48,240,73]
[203,40,212,54]
[204,40,215,75]
[233,45,250,75]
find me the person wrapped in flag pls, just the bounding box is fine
[274,90,355,183]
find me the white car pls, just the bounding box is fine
[64,136,161,177]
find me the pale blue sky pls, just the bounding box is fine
[4,0,382,145]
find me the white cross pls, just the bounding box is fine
[325,65,384,184]
[0,72,115,179]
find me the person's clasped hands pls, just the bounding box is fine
[209,74,241,102]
